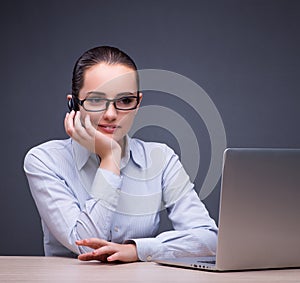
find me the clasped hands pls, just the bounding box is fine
[76,238,138,263]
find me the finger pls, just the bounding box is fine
[78,252,94,261]
[84,114,98,142]
[92,245,115,257]
[84,114,92,129]
[64,111,76,136]
[84,114,97,136]
[107,252,120,262]
[78,253,108,262]
[80,238,109,246]
[76,238,109,249]
[73,111,91,140]
[73,111,84,130]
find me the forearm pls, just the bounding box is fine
[65,169,123,253]
[24,153,122,255]
[129,227,217,262]
[130,169,218,261]
[99,155,120,176]
[29,185,120,255]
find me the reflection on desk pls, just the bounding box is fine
[0,256,299,282]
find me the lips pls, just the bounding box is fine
[98,124,120,134]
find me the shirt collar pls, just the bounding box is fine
[127,136,147,169]
[122,136,146,169]
[72,135,146,171]
[72,139,96,170]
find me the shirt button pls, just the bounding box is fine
[114,226,119,232]
[146,256,152,261]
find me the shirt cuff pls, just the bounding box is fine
[128,238,162,262]
[90,168,123,210]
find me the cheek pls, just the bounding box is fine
[90,113,104,126]
[79,110,102,127]
[119,113,136,129]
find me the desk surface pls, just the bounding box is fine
[0,256,299,282]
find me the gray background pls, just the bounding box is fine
[1,0,299,255]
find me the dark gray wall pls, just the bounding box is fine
[1,0,299,255]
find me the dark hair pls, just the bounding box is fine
[72,46,139,98]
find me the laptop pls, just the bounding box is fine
[155,148,300,271]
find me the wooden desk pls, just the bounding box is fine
[0,256,299,282]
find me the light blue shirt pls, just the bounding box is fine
[24,136,218,261]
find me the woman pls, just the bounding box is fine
[24,46,218,263]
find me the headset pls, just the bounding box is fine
[67,95,79,112]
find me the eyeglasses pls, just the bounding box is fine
[74,92,140,112]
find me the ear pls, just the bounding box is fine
[132,92,143,116]
[137,92,143,109]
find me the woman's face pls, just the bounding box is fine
[78,63,141,149]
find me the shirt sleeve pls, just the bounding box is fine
[126,148,218,262]
[24,151,122,255]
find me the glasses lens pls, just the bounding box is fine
[115,96,138,110]
[84,94,107,111]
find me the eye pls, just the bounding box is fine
[86,97,103,104]
[118,96,135,104]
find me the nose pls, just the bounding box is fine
[103,101,118,120]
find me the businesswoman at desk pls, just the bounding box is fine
[24,45,218,263]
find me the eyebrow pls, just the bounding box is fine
[116,92,136,97]
[86,91,136,98]
[86,91,106,96]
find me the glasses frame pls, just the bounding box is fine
[73,91,140,112]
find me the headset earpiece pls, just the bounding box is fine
[67,99,73,111]
[67,96,79,112]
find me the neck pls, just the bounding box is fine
[119,136,127,157]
